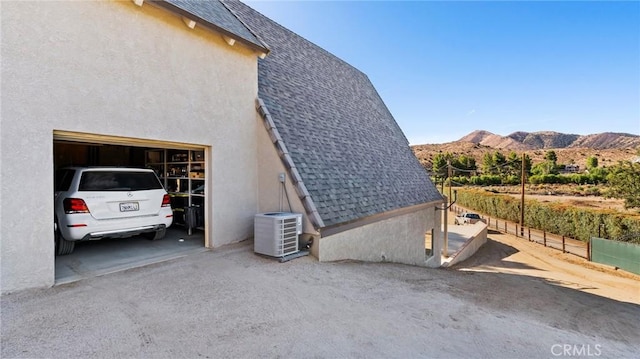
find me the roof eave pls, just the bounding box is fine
[142,0,270,57]
[320,199,445,238]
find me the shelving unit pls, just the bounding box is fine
[146,149,205,229]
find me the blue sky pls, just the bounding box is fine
[246,0,640,145]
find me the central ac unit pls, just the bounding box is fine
[254,212,302,257]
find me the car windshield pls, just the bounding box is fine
[467,213,481,219]
[79,171,163,191]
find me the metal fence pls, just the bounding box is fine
[453,206,589,259]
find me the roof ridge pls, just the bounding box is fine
[227,0,365,76]
[226,0,444,226]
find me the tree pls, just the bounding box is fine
[482,152,496,175]
[541,150,559,175]
[431,153,448,186]
[453,154,476,177]
[524,154,533,175]
[493,151,506,175]
[505,151,520,177]
[605,161,640,209]
[544,150,558,163]
[531,163,547,176]
[460,154,477,171]
[586,156,598,169]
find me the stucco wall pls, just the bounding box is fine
[256,113,317,234]
[443,222,488,267]
[1,1,259,292]
[318,207,438,266]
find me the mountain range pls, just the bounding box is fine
[411,131,640,170]
[456,130,640,150]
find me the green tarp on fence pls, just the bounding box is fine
[590,237,640,275]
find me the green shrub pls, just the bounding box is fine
[456,188,640,242]
[468,175,502,186]
[585,186,601,196]
[503,175,520,185]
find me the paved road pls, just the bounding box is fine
[2,238,639,358]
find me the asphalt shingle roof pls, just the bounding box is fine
[225,0,443,228]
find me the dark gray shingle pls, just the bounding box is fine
[225,0,443,227]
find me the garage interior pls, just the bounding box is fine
[53,136,208,284]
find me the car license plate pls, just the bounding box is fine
[120,202,139,212]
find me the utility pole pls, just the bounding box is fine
[448,160,452,211]
[442,198,449,257]
[520,153,526,237]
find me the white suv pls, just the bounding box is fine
[54,167,173,255]
[454,212,484,225]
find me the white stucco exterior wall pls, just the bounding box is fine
[443,222,488,267]
[256,113,317,234]
[318,206,440,266]
[1,1,259,292]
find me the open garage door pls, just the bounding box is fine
[54,131,206,149]
[53,131,209,284]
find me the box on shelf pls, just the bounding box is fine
[192,151,204,161]
[146,151,162,163]
[170,153,189,162]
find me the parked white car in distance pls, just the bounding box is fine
[455,212,484,225]
[54,167,173,255]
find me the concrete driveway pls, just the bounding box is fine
[2,239,639,358]
[55,227,206,285]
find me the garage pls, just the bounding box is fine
[2,0,269,293]
[53,131,209,284]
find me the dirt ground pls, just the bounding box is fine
[506,193,631,213]
[2,231,639,358]
[455,184,638,215]
[455,229,640,305]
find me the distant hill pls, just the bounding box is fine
[459,130,529,150]
[509,131,580,149]
[412,130,640,170]
[455,130,639,150]
[569,132,640,149]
